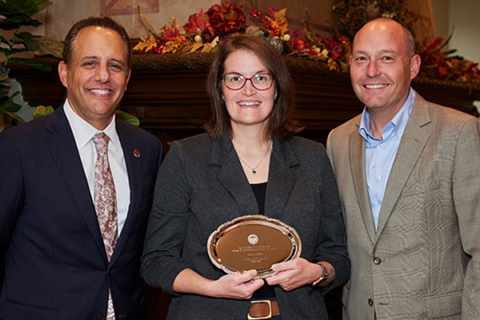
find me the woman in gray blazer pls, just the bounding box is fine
[141,35,350,319]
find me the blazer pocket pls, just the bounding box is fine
[4,298,58,320]
[402,178,440,197]
[426,291,462,318]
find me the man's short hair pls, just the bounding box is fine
[62,16,131,68]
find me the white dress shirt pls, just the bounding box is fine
[64,99,130,234]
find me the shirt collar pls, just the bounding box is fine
[63,99,120,151]
[359,88,415,142]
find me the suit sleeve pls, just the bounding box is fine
[0,134,24,295]
[141,141,191,295]
[453,118,480,318]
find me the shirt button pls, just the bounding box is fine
[378,175,384,181]
[368,299,374,306]
[373,257,382,265]
[381,142,386,148]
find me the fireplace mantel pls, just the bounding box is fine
[11,53,480,151]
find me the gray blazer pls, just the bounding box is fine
[142,133,350,319]
[327,92,480,319]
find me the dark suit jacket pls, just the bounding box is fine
[327,92,480,319]
[0,106,162,320]
[141,133,350,320]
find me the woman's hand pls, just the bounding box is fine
[265,258,334,291]
[173,268,264,299]
[210,269,265,299]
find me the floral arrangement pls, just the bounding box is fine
[247,7,289,39]
[419,36,480,87]
[332,0,417,41]
[133,2,350,71]
[243,6,290,53]
[287,9,351,72]
[134,1,246,54]
[133,0,480,85]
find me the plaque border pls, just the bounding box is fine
[207,214,302,279]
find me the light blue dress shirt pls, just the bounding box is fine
[358,89,415,229]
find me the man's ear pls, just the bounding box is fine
[410,54,421,80]
[58,61,69,88]
[124,68,131,91]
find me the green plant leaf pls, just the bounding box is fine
[0,34,11,46]
[115,110,140,126]
[0,91,22,114]
[1,0,51,18]
[16,32,41,51]
[0,0,51,30]
[33,36,64,58]
[0,73,10,81]
[0,17,42,30]
[0,47,28,55]
[32,104,54,118]
[8,57,52,72]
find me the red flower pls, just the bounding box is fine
[326,38,345,60]
[206,1,246,37]
[184,9,205,33]
[201,24,218,43]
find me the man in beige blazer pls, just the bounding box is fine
[327,18,480,319]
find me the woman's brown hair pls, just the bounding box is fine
[204,35,303,139]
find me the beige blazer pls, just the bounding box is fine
[326,92,480,319]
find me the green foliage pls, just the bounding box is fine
[8,57,51,72]
[0,0,51,30]
[32,104,54,118]
[115,110,140,127]
[1,0,62,129]
[0,91,22,113]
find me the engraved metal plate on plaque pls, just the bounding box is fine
[207,215,302,279]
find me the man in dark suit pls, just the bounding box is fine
[0,17,162,319]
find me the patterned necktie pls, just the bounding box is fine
[93,132,117,320]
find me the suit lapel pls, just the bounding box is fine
[214,136,298,220]
[349,128,376,244]
[109,121,142,264]
[214,135,259,216]
[265,139,297,220]
[44,107,106,260]
[375,93,431,240]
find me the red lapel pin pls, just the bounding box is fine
[134,149,141,158]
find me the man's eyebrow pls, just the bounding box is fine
[110,58,126,66]
[353,49,397,55]
[80,55,98,61]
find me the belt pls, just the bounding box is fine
[248,300,280,320]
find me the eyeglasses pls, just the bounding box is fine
[222,72,274,91]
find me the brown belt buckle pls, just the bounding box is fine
[248,300,272,320]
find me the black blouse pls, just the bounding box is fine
[250,182,276,299]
